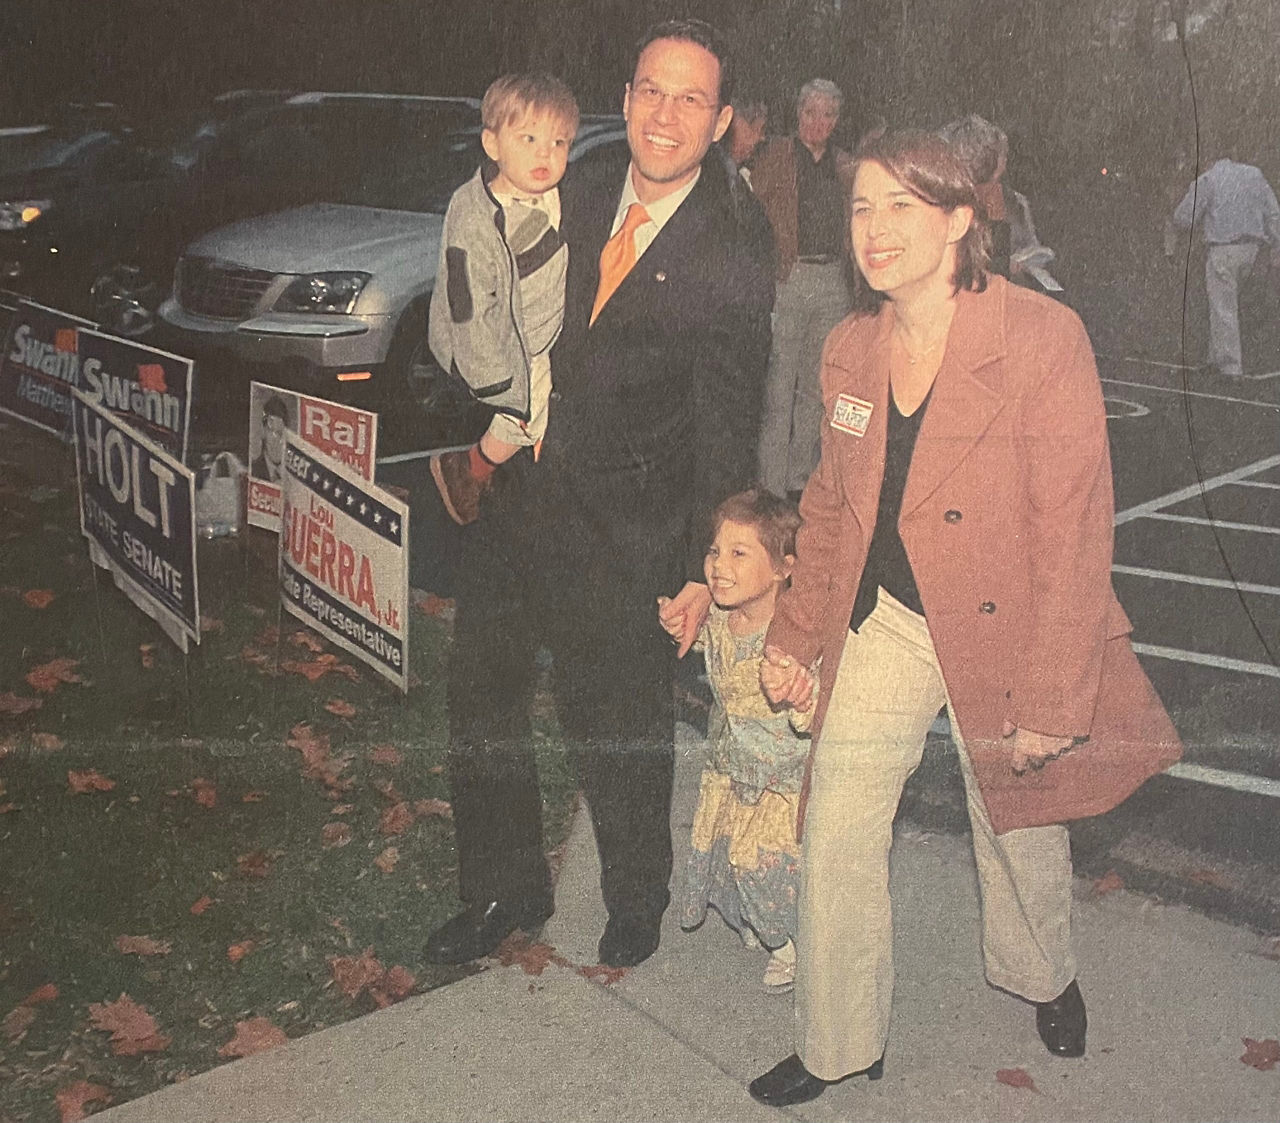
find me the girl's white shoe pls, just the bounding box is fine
[762,939,796,991]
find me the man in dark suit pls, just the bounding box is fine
[425,18,774,970]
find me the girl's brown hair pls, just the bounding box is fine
[710,489,801,569]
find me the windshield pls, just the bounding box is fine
[3,129,117,176]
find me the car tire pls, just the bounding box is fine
[90,262,163,338]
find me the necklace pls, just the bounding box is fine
[895,329,947,365]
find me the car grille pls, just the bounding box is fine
[178,257,276,320]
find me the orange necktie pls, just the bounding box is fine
[590,203,650,325]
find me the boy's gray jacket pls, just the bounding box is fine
[429,169,544,421]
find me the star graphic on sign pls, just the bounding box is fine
[346,494,355,507]
[311,470,320,484]
[322,478,331,491]
[373,511,382,525]
[333,487,342,501]
[359,502,368,517]
[389,520,399,535]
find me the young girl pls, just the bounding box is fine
[661,489,813,990]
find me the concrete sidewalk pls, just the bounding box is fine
[99,725,1280,1122]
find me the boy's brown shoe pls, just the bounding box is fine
[430,448,488,526]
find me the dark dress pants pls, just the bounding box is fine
[446,471,676,928]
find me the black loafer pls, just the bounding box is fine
[1036,979,1087,1057]
[748,1052,884,1108]
[597,916,661,968]
[424,900,552,965]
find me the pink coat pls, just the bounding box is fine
[767,277,1182,835]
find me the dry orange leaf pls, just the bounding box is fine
[218,1016,287,1059]
[416,594,455,617]
[191,778,217,808]
[0,691,42,715]
[114,935,172,957]
[379,801,415,837]
[328,948,385,1000]
[324,698,357,718]
[54,1080,112,1122]
[413,798,453,820]
[3,1004,36,1041]
[1092,870,1125,896]
[25,657,84,693]
[495,932,560,977]
[242,790,266,803]
[321,822,353,849]
[577,963,628,986]
[995,1067,1038,1092]
[373,846,400,874]
[189,895,214,915]
[289,629,325,653]
[227,940,257,964]
[22,588,55,609]
[68,769,115,794]
[330,803,354,816]
[0,802,16,814]
[32,732,64,753]
[370,964,416,1008]
[368,744,402,766]
[236,850,272,878]
[139,643,155,669]
[1242,1037,1280,1071]
[22,983,59,1006]
[87,993,171,1056]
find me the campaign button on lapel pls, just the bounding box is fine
[831,393,874,437]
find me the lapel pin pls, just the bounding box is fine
[654,270,667,282]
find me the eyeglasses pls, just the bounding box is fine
[630,82,718,117]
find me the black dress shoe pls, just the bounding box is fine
[1036,979,1086,1057]
[597,916,661,968]
[748,1052,884,1108]
[424,900,552,965]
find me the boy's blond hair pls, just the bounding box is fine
[481,73,579,135]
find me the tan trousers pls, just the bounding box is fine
[797,590,1076,1080]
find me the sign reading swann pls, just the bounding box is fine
[75,329,193,461]
[73,390,200,650]
[0,299,95,438]
[278,432,408,692]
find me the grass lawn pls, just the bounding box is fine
[0,424,579,1123]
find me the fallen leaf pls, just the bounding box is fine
[68,769,115,794]
[328,948,385,999]
[200,615,224,633]
[1092,870,1125,896]
[0,802,16,814]
[289,629,325,653]
[32,732,64,753]
[324,698,357,718]
[54,1080,112,1122]
[191,778,217,808]
[236,850,272,878]
[88,993,171,1055]
[494,932,559,976]
[321,822,353,849]
[25,657,84,693]
[239,644,273,669]
[373,846,400,873]
[227,940,257,964]
[330,803,354,816]
[1241,1037,1280,1071]
[577,963,628,986]
[1187,868,1234,890]
[218,1016,287,1058]
[368,744,402,766]
[373,778,403,803]
[139,643,155,669]
[3,1004,36,1041]
[22,588,55,609]
[242,790,266,803]
[379,801,415,836]
[22,983,59,1006]
[413,798,453,820]
[189,895,214,915]
[415,594,455,617]
[114,934,172,957]
[995,1067,1038,1092]
[0,691,43,714]
[370,964,416,1007]
[281,654,342,682]
[429,764,445,775]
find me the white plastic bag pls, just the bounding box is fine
[195,451,246,538]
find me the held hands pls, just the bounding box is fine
[1001,719,1075,774]
[760,645,816,714]
[656,582,713,658]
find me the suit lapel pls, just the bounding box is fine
[901,282,1008,518]
[831,307,893,540]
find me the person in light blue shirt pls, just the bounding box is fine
[1171,151,1280,377]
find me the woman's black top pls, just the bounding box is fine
[849,387,933,631]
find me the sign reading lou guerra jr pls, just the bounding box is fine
[278,432,407,692]
[72,389,200,647]
[247,380,377,532]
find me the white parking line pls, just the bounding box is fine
[1099,377,1280,410]
[1131,642,1280,679]
[1165,762,1280,799]
[1143,512,1280,534]
[1112,564,1280,597]
[1115,453,1280,524]
[1234,480,1280,490]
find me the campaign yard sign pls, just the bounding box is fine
[247,381,378,532]
[76,329,193,462]
[73,389,200,652]
[278,432,408,692]
[0,299,95,439]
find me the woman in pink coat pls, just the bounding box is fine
[747,129,1182,1108]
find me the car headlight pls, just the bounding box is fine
[0,199,52,231]
[272,272,371,314]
